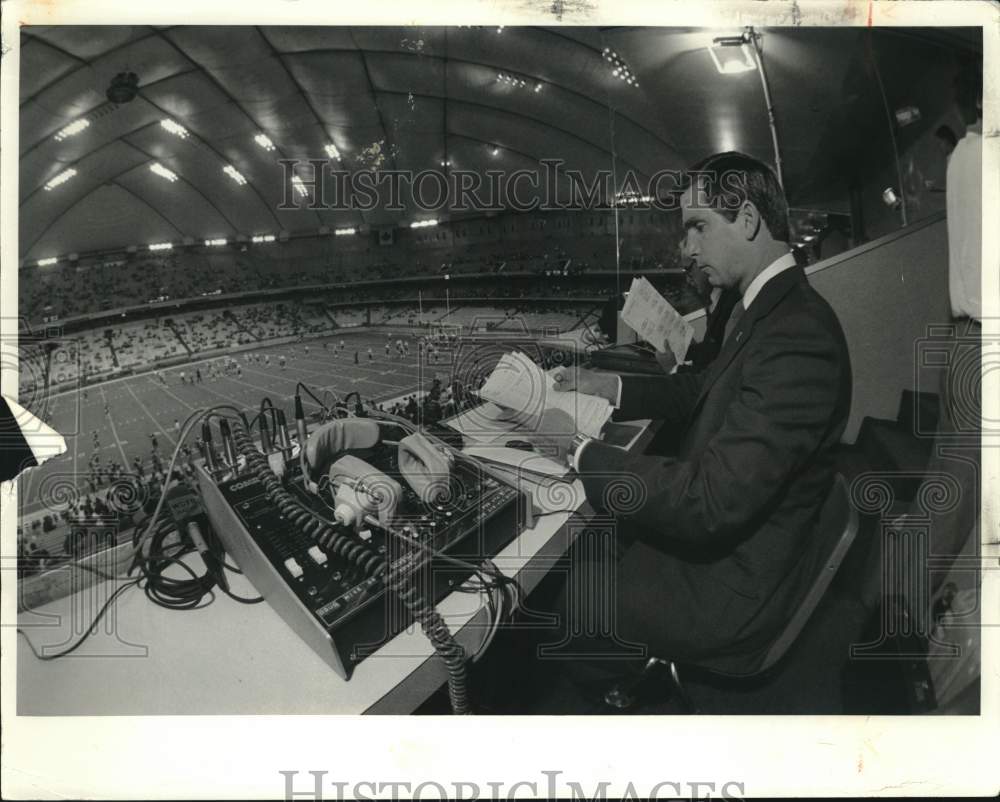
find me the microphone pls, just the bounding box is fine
[201,421,219,472]
[275,409,293,452]
[163,483,229,591]
[218,418,238,468]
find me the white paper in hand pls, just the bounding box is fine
[479,352,611,439]
[621,276,694,364]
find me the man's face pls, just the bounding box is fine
[680,187,746,291]
[682,250,712,302]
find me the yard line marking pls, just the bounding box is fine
[99,385,132,467]
[146,374,198,413]
[190,380,257,411]
[122,380,177,449]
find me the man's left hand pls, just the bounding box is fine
[531,407,577,463]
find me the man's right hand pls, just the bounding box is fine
[550,365,619,405]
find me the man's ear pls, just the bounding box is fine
[739,201,762,241]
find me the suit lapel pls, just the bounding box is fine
[692,265,806,411]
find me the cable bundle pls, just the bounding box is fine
[228,417,386,578]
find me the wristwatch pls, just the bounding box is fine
[566,433,592,471]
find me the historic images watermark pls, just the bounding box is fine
[280,770,746,801]
[276,159,750,215]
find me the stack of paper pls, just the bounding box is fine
[621,275,694,364]
[478,351,612,439]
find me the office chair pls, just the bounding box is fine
[604,472,861,713]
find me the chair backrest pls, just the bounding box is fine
[757,472,860,673]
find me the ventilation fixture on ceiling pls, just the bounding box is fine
[106,71,140,104]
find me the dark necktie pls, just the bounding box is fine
[723,299,746,345]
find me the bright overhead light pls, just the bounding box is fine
[291,175,309,197]
[707,38,756,75]
[251,234,276,244]
[53,118,90,141]
[223,165,247,185]
[37,257,59,267]
[160,119,189,139]
[491,146,500,156]
[335,227,356,236]
[148,242,173,251]
[324,143,342,160]
[44,168,77,191]
[254,133,275,151]
[204,238,227,247]
[496,25,504,33]
[150,162,178,182]
[410,219,439,229]
[497,72,527,88]
[605,49,639,88]
[614,190,653,206]
[440,159,452,167]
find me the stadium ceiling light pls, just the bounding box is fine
[223,165,248,185]
[204,238,227,247]
[439,159,452,167]
[150,162,179,182]
[37,257,59,266]
[148,242,173,251]
[614,190,653,206]
[252,233,276,243]
[334,227,356,236]
[53,118,90,141]
[496,72,528,89]
[410,219,439,229]
[44,168,78,191]
[324,143,342,160]
[707,35,756,75]
[491,146,500,156]
[160,119,189,139]
[603,46,640,87]
[254,133,275,151]
[291,175,309,197]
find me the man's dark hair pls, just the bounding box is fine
[954,54,983,125]
[682,151,790,243]
[935,125,959,149]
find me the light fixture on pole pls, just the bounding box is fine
[708,27,784,189]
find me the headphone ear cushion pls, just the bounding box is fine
[305,418,380,474]
[397,433,451,505]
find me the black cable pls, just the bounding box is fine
[259,397,280,432]
[296,382,331,414]
[229,417,386,578]
[133,524,219,610]
[17,579,140,660]
[231,412,475,711]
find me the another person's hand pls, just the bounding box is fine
[653,349,678,375]
[550,365,619,404]
[530,407,577,463]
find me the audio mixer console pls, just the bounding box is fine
[197,419,529,679]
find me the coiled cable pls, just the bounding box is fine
[229,412,471,713]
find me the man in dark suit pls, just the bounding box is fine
[679,257,740,372]
[544,152,852,673]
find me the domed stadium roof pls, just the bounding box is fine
[19,25,979,262]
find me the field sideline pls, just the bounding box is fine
[15,329,499,520]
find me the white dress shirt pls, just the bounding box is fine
[946,128,982,320]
